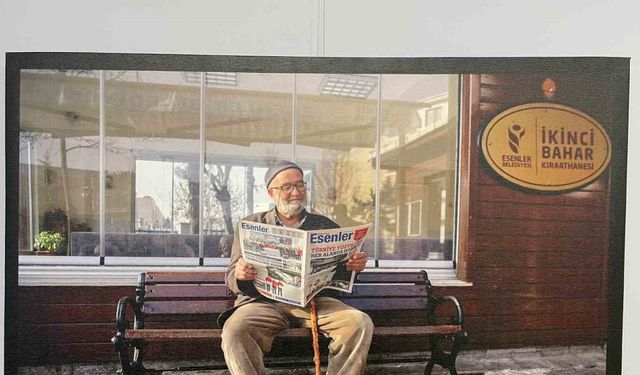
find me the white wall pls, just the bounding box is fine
[1,0,638,373]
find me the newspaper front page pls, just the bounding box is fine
[239,221,371,307]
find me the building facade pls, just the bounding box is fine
[6,55,625,366]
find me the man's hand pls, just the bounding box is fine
[346,252,368,272]
[235,258,257,281]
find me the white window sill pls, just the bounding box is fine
[18,264,472,287]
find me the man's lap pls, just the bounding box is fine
[223,297,369,334]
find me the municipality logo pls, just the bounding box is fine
[508,124,525,154]
[480,103,611,192]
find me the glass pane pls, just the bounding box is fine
[408,201,422,236]
[19,70,100,256]
[204,73,294,257]
[295,74,377,257]
[105,71,200,257]
[378,74,458,261]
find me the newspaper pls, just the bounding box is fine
[239,220,371,307]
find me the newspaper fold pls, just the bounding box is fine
[239,221,371,307]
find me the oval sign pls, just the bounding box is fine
[480,103,611,192]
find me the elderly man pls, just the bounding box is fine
[218,160,373,375]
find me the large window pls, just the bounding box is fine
[378,75,459,263]
[19,70,100,256]
[18,70,459,267]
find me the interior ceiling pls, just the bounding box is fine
[19,73,427,151]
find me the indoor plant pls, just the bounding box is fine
[33,231,65,255]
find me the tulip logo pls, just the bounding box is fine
[508,124,526,154]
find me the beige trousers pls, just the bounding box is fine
[221,297,374,375]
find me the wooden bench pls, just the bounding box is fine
[112,270,467,375]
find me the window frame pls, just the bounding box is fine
[9,53,468,283]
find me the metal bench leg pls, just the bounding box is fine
[424,359,435,375]
[424,332,467,375]
[424,347,458,375]
[112,334,146,375]
[113,334,132,375]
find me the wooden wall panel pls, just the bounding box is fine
[474,218,607,237]
[469,328,603,348]
[477,169,609,191]
[477,201,606,222]
[16,286,130,365]
[457,72,612,351]
[19,343,117,364]
[477,185,608,207]
[476,233,608,254]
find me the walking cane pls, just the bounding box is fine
[310,299,322,375]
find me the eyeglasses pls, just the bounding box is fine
[270,181,306,194]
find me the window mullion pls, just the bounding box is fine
[292,74,297,162]
[99,70,106,260]
[199,72,206,261]
[374,74,382,265]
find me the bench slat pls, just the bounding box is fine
[355,272,427,284]
[146,284,230,298]
[143,314,429,328]
[145,272,427,285]
[350,284,427,297]
[378,325,461,335]
[144,297,428,315]
[126,328,309,340]
[144,300,235,314]
[124,325,461,341]
[146,272,226,284]
[144,284,427,299]
[145,271,425,285]
[343,297,427,311]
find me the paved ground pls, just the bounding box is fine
[17,345,605,375]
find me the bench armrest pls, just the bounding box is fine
[429,295,464,328]
[115,296,144,333]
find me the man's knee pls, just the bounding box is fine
[355,310,374,336]
[221,316,250,343]
[341,309,374,337]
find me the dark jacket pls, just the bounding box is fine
[217,208,339,326]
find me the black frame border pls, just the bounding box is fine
[4,53,630,375]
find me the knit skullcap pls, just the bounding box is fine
[264,160,303,188]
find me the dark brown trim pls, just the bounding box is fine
[456,74,481,282]
[606,66,630,375]
[5,53,21,375]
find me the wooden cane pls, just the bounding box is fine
[310,299,322,375]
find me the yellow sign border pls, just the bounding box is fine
[480,103,612,192]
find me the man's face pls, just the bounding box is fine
[267,168,306,216]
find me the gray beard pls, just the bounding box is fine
[277,198,305,216]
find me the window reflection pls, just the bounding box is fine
[18,70,459,263]
[104,71,201,257]
[19,70,100,255]
[378,74,458,261]
[295,74,377,254]
[204,73,295,256]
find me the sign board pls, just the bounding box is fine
[480,103,611,192]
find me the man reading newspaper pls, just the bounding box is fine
[238,220,370,306]
[218,160,373,375]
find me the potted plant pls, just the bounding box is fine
[34,231,65,255]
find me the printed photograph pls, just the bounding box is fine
[4,54,628,374]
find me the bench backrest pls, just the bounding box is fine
[138,271,433,328]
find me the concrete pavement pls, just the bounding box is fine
[17,345,606,375]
